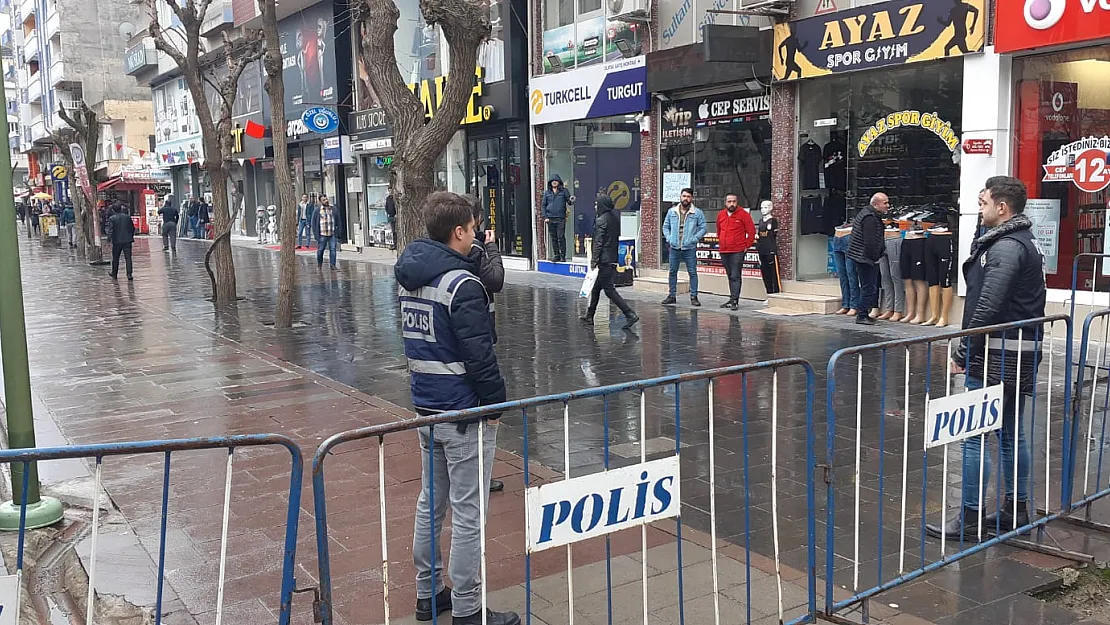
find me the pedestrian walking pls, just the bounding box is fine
[296,194,314,249]
[394,191,519,625]
[158,198,180,252]
[196,197,211,239]
[581,193,639,330]
[926,176,1044,540]
[661,188,707,307]
[385,188,397,250]
[61,203,76,248]
[313,196,338,269]
[717,193,756,310]
[178,196,190,238]
[107,205,136,281]
[846,193,889,325]
[16,202,25,225]
[187,198,200,238]
[541,175,574,262]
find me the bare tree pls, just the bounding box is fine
[51,101,102,263]
[147,0,264,304]
[258,0,299,327]
[354,0,490,249]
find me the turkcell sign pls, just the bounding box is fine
[528,56,649,126]
[525,455,680,552]
[924,384,1005,449]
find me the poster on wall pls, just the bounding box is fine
[541,17,642,73]
[279,2,338,120]
[659,91,771,147]
[662,172,691,201]
[772,0,986,81]
[696,236,762,278]
[1042,136,1110,194]
[1026,198,1061,275]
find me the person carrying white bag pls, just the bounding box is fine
[579,194,640,330]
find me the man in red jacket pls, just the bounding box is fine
[717,194,756,310]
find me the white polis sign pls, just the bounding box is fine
[525,455,681,552]
[924,385,1005,449]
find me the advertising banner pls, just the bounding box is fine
[995,0,1110,53]
[659,90,771,146]
[1026,198,1061,275]
[279,2,337,121]
[1041,136,1110,193]
[696,235,762,279]
[772,0,986,81]
[528,56,648,125]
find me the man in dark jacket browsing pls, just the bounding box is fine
[926,176,1044,541]
[541,174,574,262]
[395,191,519,625]
[847,193,889,325]
[580,194,639,329]
[107,205,136,280]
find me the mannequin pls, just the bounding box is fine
[900,230,929,324]
[756,201,781,296]
[833,225,854,315]
[256,205,267,245]
[879,227,905,321]
[926,226,956,327]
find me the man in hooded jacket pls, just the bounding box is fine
[541,174,574,262]
[581,194,639,329]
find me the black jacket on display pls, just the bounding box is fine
[847,206,884,265]
[954,214,1045,391]
[591,195,620,267]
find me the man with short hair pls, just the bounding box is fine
[716,193,756,310]
[846,193,889,325]
[296,194,314,249]
[662,188,707,307]
[107,205,136,281]
[313,196,339,269]
[395,191,519,625]
[61,203,76,248]
[158,198,180,252]
[926,176,1044,540]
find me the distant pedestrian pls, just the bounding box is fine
[394,191,518,625]
[16,203,25,224]
[158,199,180,252]
[716,193,756,310]
[313,196,338,269]
[662,188,707,307]
[107,205,136,280]
[296,194,314,249]
[581,193,639,330]
[196,198,211,239]
[61,204,76,248]
[385,188,397,250]
[179,196,190,238]
[31,204,41,235]
[541,175,574,262]
[846,193,889,325]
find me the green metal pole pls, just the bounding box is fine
[0,79,63,530]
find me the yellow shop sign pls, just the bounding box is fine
[408,66,495,125]
[857,110,959,157]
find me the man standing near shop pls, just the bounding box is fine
[296,193,314,249]
[107,204,135,281]
[313,195,339,269]
[158,197,180,252]
[926,176,1043,540]
[846,193,889,325]
[61,203,76,248]
[662,188,707,307]
[541,174,574,262]
[717,193,756,310]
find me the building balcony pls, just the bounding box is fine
[23,30,37,63]
[27,75,41,103]
[200,0,233,36]
[18,0,33,21]
[30,116,47,142]
[44,11,58,40]
[48,59,64,86]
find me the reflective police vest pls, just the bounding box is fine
[399,269,488,412]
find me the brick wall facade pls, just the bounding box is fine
[770,81,796,281]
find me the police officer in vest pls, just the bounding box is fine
[395,191,519,625]
[926,176,1045,541]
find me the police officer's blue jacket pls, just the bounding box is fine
[395,238,507,418]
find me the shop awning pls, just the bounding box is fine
[98,175,170,192]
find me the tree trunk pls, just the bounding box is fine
[261,0,299,328]
[204,156,238,304]
[393,157,436,246]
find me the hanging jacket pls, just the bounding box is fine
[717,208,756,254]
[395,239,506,418]
[954,214,1045,391]
[847,206,883,264]
[541,175,573,220]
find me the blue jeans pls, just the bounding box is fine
[297,219,310,247]
[316,234,337,266]
[961,377,1031,509]
[844,258,861,311]
[832,237,851,308]
[668,246,699,298]
[189,216,200,238]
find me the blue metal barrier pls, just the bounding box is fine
[1067,308,1110,512]
[823,315,1073,620]
[312,358,818,625]
[0,435,304,625]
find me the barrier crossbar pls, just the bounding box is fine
[0,434,304,625]
[312,358,818,625]
[824,315,1073,619]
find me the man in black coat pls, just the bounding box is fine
[107,205,136,280]
[580,194,639,330]
[158,197,180,252]
[847,193,889,325]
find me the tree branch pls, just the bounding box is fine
[148,0,190,69]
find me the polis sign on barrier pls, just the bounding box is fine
[772,0,986,81]
[525,456,681,552]
[924,384,1004,449]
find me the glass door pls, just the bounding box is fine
[469,135,509,255]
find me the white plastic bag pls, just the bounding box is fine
[579,268,599,298]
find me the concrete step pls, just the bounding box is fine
[765,292,842,315]
[634,275,690,294]
[782,279,843,298]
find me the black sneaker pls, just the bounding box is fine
[416,588,452,621]
[729,302,739,311]
[490,479,505,493]
[453,609,521,625]
[925,507,981,541]
[579,315,594,325]
[690,297,702,307]
[856,317,876,325]
[719,301,734,309]
[661,296,677,305]
[622,313,640,330]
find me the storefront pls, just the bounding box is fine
[991,1,1110,302]
[97,167,171,234]
[773,0,984,288]
[152,75,206,208]
[530,56,650,275]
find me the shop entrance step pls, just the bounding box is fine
[633,275,690,294]
[764,292,842,314]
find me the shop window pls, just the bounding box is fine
[796,62,963,281]
[1013,48,1110,293]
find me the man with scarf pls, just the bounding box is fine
[926,176,1045,541]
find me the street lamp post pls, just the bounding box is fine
[0,79,64,530]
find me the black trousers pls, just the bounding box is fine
[721,252,744,303]
[855,261,879,320]
[547,220,566,261]
[759,251,781,295]
[587,263,632,317]
[111,242,133,278]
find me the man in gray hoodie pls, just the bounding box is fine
[541,175,574,262]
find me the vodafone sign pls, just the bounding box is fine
[996,0,1110,53]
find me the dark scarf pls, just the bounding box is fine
[969,213,1032,259]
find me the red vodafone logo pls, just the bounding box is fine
[998,0,1110,52]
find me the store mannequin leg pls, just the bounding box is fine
[922,285,942,326]
[902,280,915,323]
[909,281,929,324]
[878,255,895,320]
[936,287,955,328]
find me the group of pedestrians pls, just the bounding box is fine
[295,193,340,268]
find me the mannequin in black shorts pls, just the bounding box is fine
[925,227,956,326]
[900,231,929,323]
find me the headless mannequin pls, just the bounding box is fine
[834,225,854,315]
[927,228,955,327]
[903,230,929,324]
[880,228,904,322]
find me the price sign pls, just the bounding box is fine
[1073,149,1110,193]
[1043,138,1110,192]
